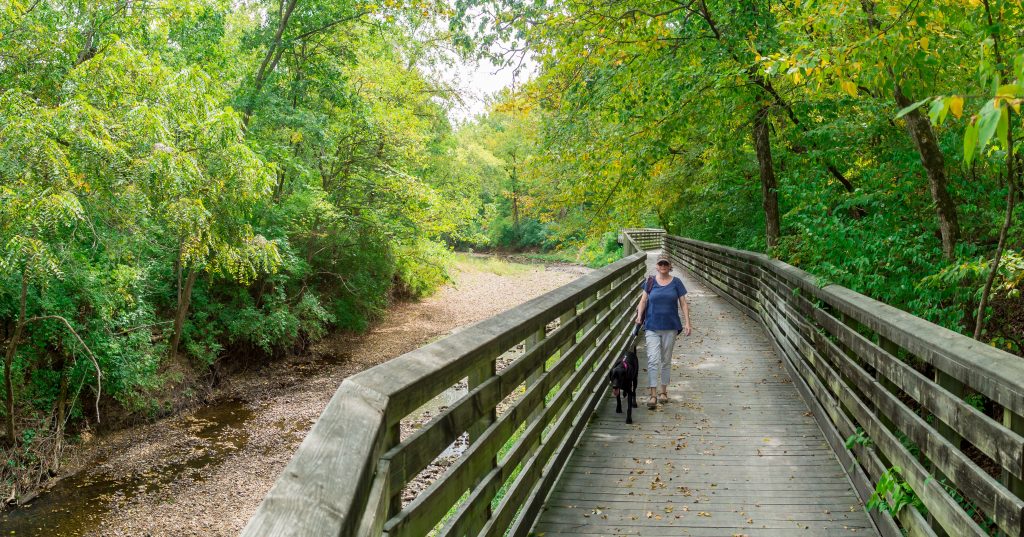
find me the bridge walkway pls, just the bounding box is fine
[532,251,878,536]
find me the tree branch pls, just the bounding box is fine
[25,316,103,423]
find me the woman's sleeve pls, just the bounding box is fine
[676,278,688,297]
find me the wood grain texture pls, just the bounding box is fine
[240,379,389,537]
[531,251,880,537]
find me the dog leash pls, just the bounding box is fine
[625,323,641,350]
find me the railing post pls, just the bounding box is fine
[595,281,612,371]
[927,369,958,537]
[1003,409,1024,499]
[525,326,546,424]
[933,370,964,448]
[385,422,402,520]
[558,308,575,366]
[876,337,901,433]
[468,358,497,444]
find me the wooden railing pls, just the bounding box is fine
[666,235,1024,537]
[242,251,647,536]
[621,228,665,254]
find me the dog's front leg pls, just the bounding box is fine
[615,391,623,413]
[626,395,633,424]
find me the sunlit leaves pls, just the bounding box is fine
[950,96,965,118]
[974,100,1003,164]
[209,230,283,284]
[896,98,930,119]
[840,79,858,97]
[964,119,980,161]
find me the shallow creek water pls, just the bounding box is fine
[1,367,500,535]
[1,400,253,536]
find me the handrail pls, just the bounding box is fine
[621,228,664,254]
[665,235,1024,537]
[242,251,647,536]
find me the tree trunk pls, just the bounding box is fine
[696,0,854,194]
[974,116,1018,340]
[507,154,521,234]
[242,0,299,127]
[864,0,960,258]
[753,106,781,249]
[4,272,28,445]
[169,268,199,359]
[52,365,69,472]
[894,84,961,260]
[512,191,519,230]
[55,365,68,434]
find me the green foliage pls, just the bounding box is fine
[965,392,988,413]
[844,428,872,450]
[578,232,625,268]
[935,477,999,534]
[868,466,924,516]
[394,238,454,298]
[453,0,1024,353]
[0,0,470,485]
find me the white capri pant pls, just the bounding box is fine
[645,329,677,388]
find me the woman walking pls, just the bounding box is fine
[636,252,692,409]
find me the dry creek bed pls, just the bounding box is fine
[1,259,589,537]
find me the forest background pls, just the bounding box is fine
[2,0,1023,501]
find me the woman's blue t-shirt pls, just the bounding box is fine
[643,276,687,331]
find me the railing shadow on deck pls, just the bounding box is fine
[666,236,1024,537]
[241,238,655,536]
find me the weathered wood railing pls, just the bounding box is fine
[666,235,1024,537]
[242,251,647,536]
[620,227,664,253]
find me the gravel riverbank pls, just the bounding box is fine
[2,259,588,537]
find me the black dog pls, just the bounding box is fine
[609,327,640,423]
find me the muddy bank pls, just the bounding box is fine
[2,259,588,536]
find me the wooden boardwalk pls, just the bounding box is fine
[532,251,878,536]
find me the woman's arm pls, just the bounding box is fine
[636,292,648,324]
[679,296,691,336]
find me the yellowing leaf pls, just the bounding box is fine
[919,37,929,51]
[950,96,964,118]
[840,80,858,97]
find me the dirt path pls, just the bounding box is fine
[1,258,589,536]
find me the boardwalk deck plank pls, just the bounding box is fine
[531,251,879,537]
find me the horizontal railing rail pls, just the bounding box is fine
[621,228,665,254]
[242,251,647,536]
[665,235,1024,537]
